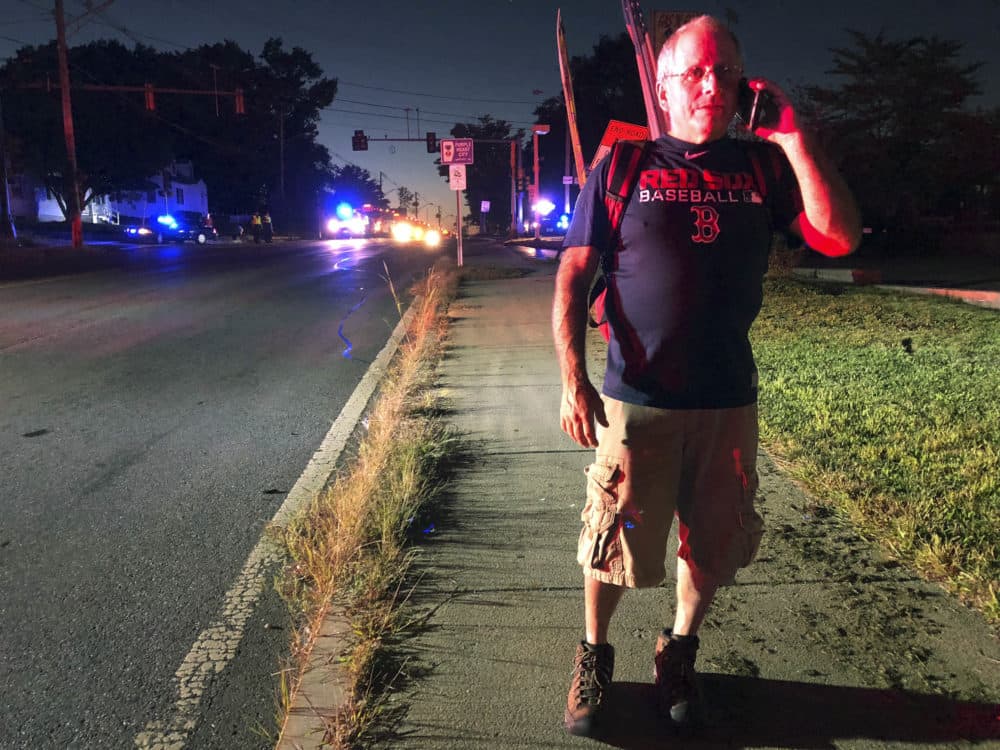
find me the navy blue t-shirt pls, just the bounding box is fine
[563,134,803,409]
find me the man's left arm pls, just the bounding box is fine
[749,79,862,257]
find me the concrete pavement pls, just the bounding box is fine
[371,240,1000,749]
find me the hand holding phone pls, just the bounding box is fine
[738,78,779,132]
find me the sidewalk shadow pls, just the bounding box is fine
[595,677,1000,749]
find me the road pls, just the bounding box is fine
[0,237,449,749]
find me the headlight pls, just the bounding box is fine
[424,229,441,247]
[137,227,152,236]
[392,222,413,242]
[326,218,341,234]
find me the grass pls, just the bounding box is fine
[274,259,458,748]
[273,261,525,747]
[751,277,1000,622]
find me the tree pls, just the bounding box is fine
[0,37,339,232]
[436,115,520,233]
[532,33,647,217]
[802,30,997,242]
[396,186,413,217]
[0,40,173,218]
[165,38,338,228]
[535,33,646,166]
[325,163,386,209]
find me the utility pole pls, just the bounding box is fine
[0,92,16,240]
[509,140,517,237]
[210,63,220,117]
[278,107,285,200]
[531,124,550,241]
[55,0,83,248]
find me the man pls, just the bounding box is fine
[250,211,262,244]
[262,209,274,243]
[553,15,860,736]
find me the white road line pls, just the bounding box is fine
[135,304,416,750]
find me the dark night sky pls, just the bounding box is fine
[3,0,999,223]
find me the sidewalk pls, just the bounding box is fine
[379,242,999,749]
[790,252,1000,309]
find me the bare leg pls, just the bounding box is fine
[584,575,625,644]
[672,556,719,636]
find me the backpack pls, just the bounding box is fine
[588,139,652,342]
[587,138,782,342]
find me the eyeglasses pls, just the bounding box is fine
[661,64,742,86]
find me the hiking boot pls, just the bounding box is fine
[653,629,701,726]
[564,641,615,736]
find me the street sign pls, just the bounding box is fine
[480,200,491,213]
[440,138,474,165]
[588,119,650,172]
[449,164,467,191]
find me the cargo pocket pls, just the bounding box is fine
[736,465,764,568]
[577,460,623,569]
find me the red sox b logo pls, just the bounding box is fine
[690,205,720,243]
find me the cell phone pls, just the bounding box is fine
[738,78,778,131]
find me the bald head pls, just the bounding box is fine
[657,16,743,85]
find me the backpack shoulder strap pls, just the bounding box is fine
[599,138,651,273]
[746,140,785,201]
[587,139,650,334]
[603,139,651,238]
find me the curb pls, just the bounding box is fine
[792,267,882,285]
[877,284,1000,310]
[274,303,417,750]
[793,267,1000,310]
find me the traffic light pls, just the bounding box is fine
[144,83,155,111]
[234,87,245,115]
[351,129,368,151]
[426,131,437,153]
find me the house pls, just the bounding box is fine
[13,161,209,225]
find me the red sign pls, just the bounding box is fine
[599,119,650,147]
[590,120,650,172]
[441,138,474,165]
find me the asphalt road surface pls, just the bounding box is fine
[0,237,449,749]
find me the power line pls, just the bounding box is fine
[5,10,544,115]
[0,33,34,46]
[0,16,50,27]
[321,105,527,130]
[337,79,541,105]
[82,7,193,50]
[327,149,406,194]
[14,0,49,12]
[334,97,536,127]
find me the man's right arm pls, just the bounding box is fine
[552,245,606,448]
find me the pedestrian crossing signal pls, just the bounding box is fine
[426,132,437,153]
[352,130,368,151]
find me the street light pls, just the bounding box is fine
[425,202,441,228]
[531,124,550,240]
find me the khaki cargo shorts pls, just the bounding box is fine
[577,396,764,588]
